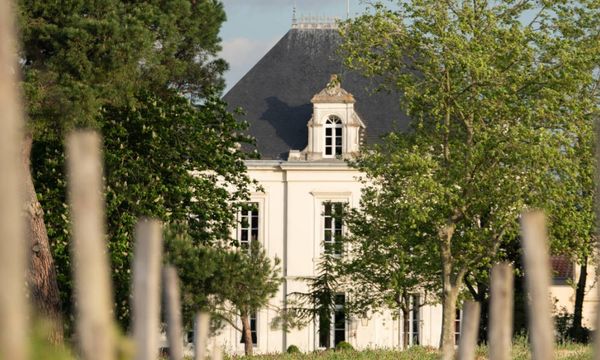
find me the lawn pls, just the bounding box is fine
[223,341,592,360]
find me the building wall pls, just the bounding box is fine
[214,160,444,354]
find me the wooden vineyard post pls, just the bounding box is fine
[194,312,210,360]
[489,263,514,360]
[164,266,183,360]
[457,301,480,360]
[594,116,600,360]
[67,131,115,360]
[0,0,27,358]
[521,211,554,360]
[132,219,163,360]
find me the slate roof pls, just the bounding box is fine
[223,28,410,160]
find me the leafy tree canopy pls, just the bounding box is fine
[20,0,226,134]
[340,0,599,355]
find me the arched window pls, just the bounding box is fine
[324,115,342,157]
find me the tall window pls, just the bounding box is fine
[319,294,346,348]
[239,202,259,250]
[409,295,420,346]
[323,202,343,255]
[240,312,258,346]
[324,115,342,157]
[454,308,462,345]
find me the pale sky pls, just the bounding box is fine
[219,0,369,92]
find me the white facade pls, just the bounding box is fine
[214,159,444,354]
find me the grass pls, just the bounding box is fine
[221,339,592,359]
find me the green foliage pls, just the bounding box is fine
[285,250,340,336]
[286,345,301,354]
[334,341,354,352]
[19,0,227,133]
[339,0,599,349]
[164,225,282,332]
[33,89,256,326]
[23,0,252,330]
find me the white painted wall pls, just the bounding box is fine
[214,160,444,354]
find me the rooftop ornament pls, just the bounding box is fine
[291,12,339,30]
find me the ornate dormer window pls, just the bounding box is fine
[324,115,343,157]
[295,75,366,161]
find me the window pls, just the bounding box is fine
[240,312,258,346]
[334,295,346,346]
[319,294,346,348]
[454,308,462,345]
[238,202,259,251]
[409,295,420,346]
[324,115,342,157]
[323,202,343,255]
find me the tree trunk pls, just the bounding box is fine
[439,223,458,360]
[440,283,459,360]
[22,133,63,343]
[241,312,253,356]
[402,305,410,349]
[571,257,587,342]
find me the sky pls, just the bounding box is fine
[219,0,369,93]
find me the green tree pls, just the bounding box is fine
[34,89,255,326]
[286,251,340,349]
[341,196,436,348]
[21,0,230,335]
[164,226,282,356]
[340,1,599,356]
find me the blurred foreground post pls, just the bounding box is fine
[67,131,115,360]
[521,211,554,360]
[594,119,600,360]
[164,266,183,360]
[133,219,163,360]
[194,312,211,360]
[0,0,27,359]
[489,263,514,360]
[457,301,480,360]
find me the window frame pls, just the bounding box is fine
[318,293,346,349]
[454,308,462,345]
[238,202,259,251]
[322,201,344,255]
[239,311,258,347]
[324,115,343,158]
[409,295,420,346]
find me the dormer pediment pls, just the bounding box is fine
[311,75,356,104]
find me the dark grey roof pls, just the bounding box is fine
[223,28,410,160]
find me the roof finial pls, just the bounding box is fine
[346,0,350,19]
[328,74,341,89]
[292,1,297,24]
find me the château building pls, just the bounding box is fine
[215,18,598,355]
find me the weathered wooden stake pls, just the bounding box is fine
[594,118,600,360]
[194,312,211,360]
[67,131,115,360]
[521,211,554,360]
[457,301,480,360]
[0,0,27,358]
[164,266,183,360]
[489,262,514,360]
[133,219,163,360]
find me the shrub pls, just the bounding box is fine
[286,345,301,354]
[335,341,354,352]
